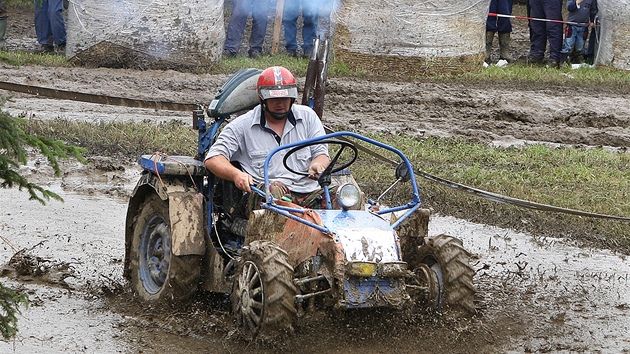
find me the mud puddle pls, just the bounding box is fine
[432,215,630,353]
[1,167,629,352]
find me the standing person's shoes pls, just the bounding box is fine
[527,56,543,65]
[485,31,494,62]
[38,44,54,53]
[547,59,560,68]
[248,49,261,59]
[498,32,513,62]
[56,43,66,54]
[302,47,313,59]
[222,49,237,58]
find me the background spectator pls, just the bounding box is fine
[583,15,600,64]
[561,0,598,64]
[316,0,338,40]
[283,0,320,57]
[486,0,514,62]
[34,0,66,53]
[527,0,563,67]
[224,0,271,58]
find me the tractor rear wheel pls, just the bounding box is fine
[416,234,476,313]
[129,194,201,302]
[231,240,297,340]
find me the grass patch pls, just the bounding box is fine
[452,62,630,89]
[2,31,627,87]
[20,118,198,160]
[18,118,630,253]
[0,50,69,67]
[3,49,629,89]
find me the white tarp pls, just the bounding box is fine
[333,0,489,58]
[66,0,224,68]
[594,0,630,70]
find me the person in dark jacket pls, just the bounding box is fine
[561,0,598,64]
[527,0,563,67]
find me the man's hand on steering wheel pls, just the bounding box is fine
[307,160,328,180]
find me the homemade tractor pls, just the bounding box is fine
[123,41,475,339]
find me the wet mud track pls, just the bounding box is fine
[0,158,628,353]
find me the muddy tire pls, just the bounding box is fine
[129,194,201,302]
[416,234,476,314]
[231,240,297,340]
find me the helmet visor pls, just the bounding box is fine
[259,85,298,100]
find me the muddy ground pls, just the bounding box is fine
[1,3,630,354]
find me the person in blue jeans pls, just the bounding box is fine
[224,0,271,59]
[561,0,598,65]
[527,0,563,67]
[283,0,320,58]
[485,0,514,62]
[34,0,66,53]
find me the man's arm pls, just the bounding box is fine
[205,155,253,193]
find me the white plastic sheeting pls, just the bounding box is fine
[66,0,224,68]
[594,0,630,70]
[334,0,488,57]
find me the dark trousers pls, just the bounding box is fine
[34,0,66,46]
[1,0,7,19]
[224,0,271,53]
[486,0,514,33]
[283,0,319,54]
[528,0,563,61]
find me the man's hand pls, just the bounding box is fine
[308,162,326,179]
[307,154,331,179]
[233,171,253,193]
[205,155,253,192]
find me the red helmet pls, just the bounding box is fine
[257,66,298,102]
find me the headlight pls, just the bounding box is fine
[337,183,360,210]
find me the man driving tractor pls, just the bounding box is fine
[204,66,333,210]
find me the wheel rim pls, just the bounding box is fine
[139,214,171,295]
[423,256,445,310]
[235,261,264,338]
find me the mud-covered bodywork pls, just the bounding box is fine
[246,202,423,309]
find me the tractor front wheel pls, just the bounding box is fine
[231,240,297,340]
[129,194,201,302]
[415,234,476,314]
